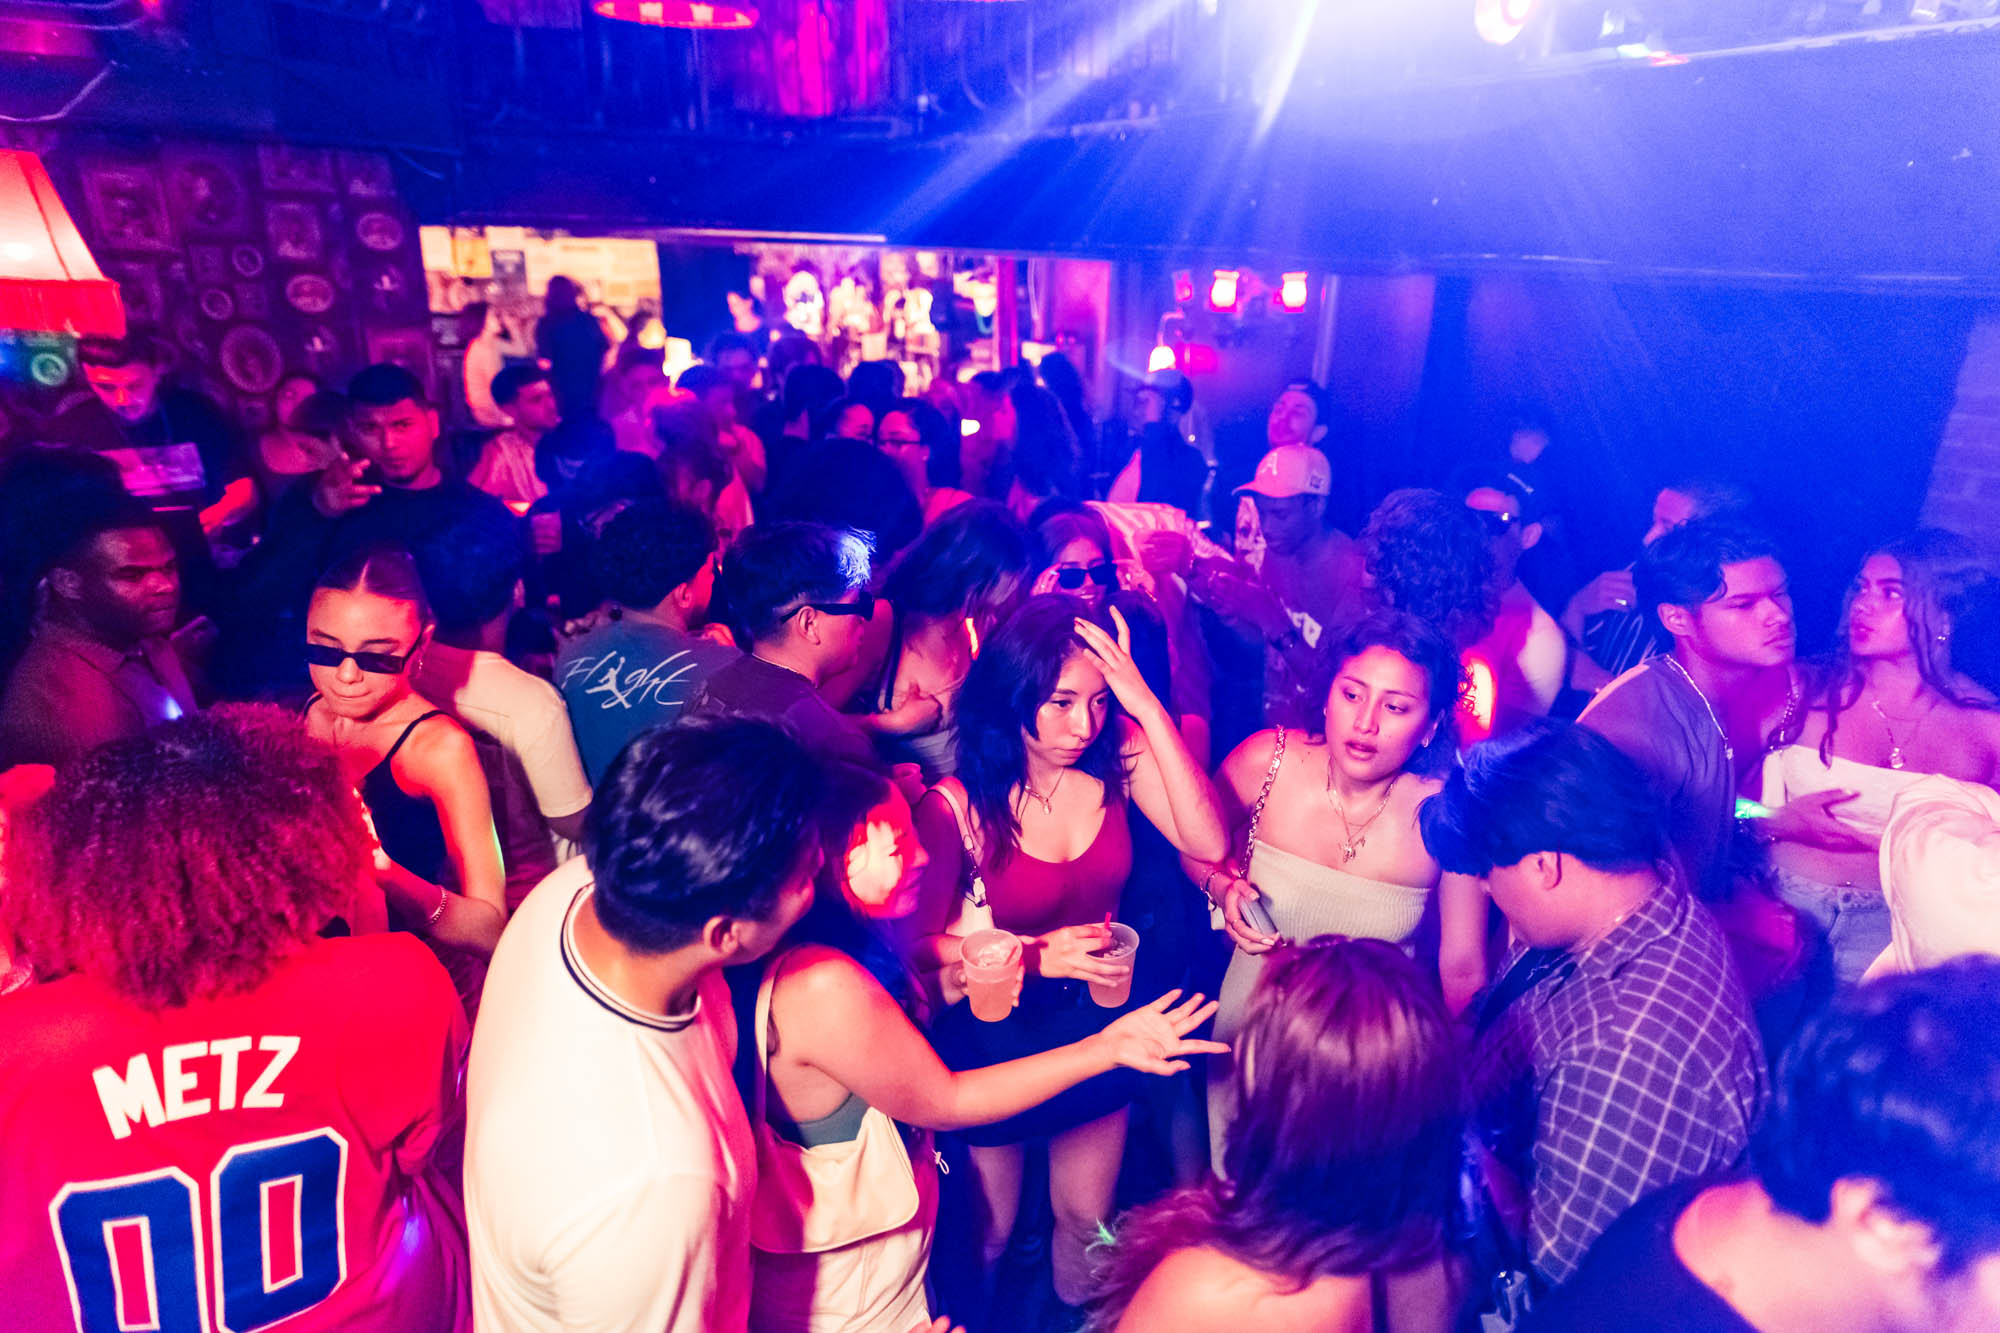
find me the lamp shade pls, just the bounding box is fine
[591,0,758,28]
[0,150,125,338]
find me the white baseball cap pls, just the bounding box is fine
[1235,444,1331,499]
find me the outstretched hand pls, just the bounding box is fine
[1096,990,1228,1076]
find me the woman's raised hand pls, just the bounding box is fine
[1094,990,1228,1076]
[1034,922,1127,984]
[1073,606,1164,720]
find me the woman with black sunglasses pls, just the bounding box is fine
[304,546,506,964]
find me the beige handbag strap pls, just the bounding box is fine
[752,945,797,1128]
[934,784,988,910]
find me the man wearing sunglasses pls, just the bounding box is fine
[686,521,884,772]
[1460,474,1567,742]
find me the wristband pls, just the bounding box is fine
[426,884,449,927]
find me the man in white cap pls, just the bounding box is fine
[1195,408,1365,727]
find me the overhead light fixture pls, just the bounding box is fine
[592,0,758,29]
[1147,344,1177,374]
[1277,272,1309,312]
[1180,343,1218,375]
[1171,270,1194,305]
[1206,270,1240,315]
[0,150,124,338]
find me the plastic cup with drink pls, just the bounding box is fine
[961,929,1024,1023]
[1088,923,1139,1008]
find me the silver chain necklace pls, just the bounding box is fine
[1867,695,1934,771]
[1660,655,1732,766]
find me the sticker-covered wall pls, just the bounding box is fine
[1,129,431,430]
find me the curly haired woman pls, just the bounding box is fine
[1360,488,1498,652]
[0,706,472,1333]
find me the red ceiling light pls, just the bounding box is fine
[1206,269,1240,314]
[1474,0,1536,46]
[1178,343,1219,375]
[1171,270,1194,305]
[1277,271,1309,312]
[592,0,758,28]
[0,150,124,338]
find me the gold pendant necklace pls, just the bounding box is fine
[1021,766,1067,815]
[1327,761,1398,863]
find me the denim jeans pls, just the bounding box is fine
[1771,865,1893,986]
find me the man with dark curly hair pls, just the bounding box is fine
[0,706,471,1333]
[1579,516,1795,902]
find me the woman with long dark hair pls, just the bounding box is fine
[1027,500,1212,765]
[736,764,1223,1333]
[877,398,974,524]
[1089,937,1465,1333]
[857,500,1032,782]
[909,594,1227,1311]
[1184,611,1487,1164]
[303,547,506,960]
[1761,529,2000,983]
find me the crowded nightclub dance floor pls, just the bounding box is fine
[3,4,2000,1330]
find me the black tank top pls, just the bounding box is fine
[308,697,451,886]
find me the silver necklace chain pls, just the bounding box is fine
[1660,655,1733,766]
[1866,695,1933,771]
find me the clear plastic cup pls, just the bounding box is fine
[1088,923,1139,1008]
[961,929,1023,1023]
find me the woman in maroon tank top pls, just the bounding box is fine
[909,595,1228,1312]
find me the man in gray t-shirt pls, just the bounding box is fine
[1580,517,1795,900]
[554,499,737,783]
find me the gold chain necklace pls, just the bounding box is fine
[1020,766,1067,815]
[1326,761,1398,864]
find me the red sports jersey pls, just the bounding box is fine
[0,932,471,1333]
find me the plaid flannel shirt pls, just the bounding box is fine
[1470,881,1767,1285]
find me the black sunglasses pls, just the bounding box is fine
[304,642,413,675]
[1472,508,1519,538]
[1054,563,1117,591]
[787,589,877,622]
